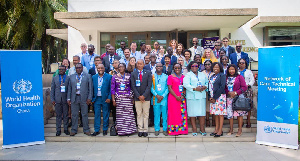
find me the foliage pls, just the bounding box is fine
[0,0,68,73]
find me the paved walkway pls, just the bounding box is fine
[0,141,299,161]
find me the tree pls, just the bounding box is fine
[0,0,68,73]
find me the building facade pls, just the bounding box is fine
[50,0,300,70]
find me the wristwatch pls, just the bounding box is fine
[234,91,237,95]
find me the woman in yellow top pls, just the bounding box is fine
[201,48,218,63]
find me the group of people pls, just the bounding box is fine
[50,37,254,138]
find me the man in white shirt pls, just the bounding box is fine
[77,43,88,60]
[120,48,131,67]
[68,56,88,76]
[189,37,204,60]
[130,42,140,59]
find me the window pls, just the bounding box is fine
[266,27,300,46]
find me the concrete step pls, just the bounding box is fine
[44,132,256,142]
[44,124,257,133]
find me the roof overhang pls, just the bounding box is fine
[250,16,300,28]
[54,8,258,32]
[46,29,68,40]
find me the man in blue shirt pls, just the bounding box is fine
[221,37,235,57]
[81,44,99,71]
[116,41,126,59]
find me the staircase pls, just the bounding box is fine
[44,112,257,142]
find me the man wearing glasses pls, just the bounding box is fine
[229,43,249,66]
[213,41,222,59]
[221,37,235,57]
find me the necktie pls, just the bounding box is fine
[139,71,142,82]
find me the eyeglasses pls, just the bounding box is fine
[236,46,242,48]
[204,64,211,66]
[174,67,181,69]
[191,65,198,68]
[75,67,83,69]
[222,58,228,60]
[239,62,245,64]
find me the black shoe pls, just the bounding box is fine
[68,121,72,127]
[214,134,221,137]
[70,132,77,136]
[64,130,70,135]
[143,132,148,137]
[79,123,83,127]
[103,130,107,136]
[56,131,61,136]
[138,132,143,137]
[91,131,100,136]
[210,133,216,136]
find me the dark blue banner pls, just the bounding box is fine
[1,50,45,148]
[202,36,219,50]
[256,46,299,149]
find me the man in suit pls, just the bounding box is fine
[103,46,121,73]
[50,65,70,136]
[131,59,153,137]
[89,56,102,76]
[221,37,235,57]
[213,41,222,59]
[67,63,93,136]
[229,43,249,66]
[68,55,88,76]
[91,64,112,136]
[161,47,177,66]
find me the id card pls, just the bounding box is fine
[136,80,141,87]
[228,86,233,92]
[179,85,183,92]
[76,83,81,90]
[197,81,202,87]
[157,84,162,91]
[98,85,102,91]
[120,83,125,90]
[110,64,113,70]
[60,86,66,93]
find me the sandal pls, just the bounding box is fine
[200,131,207,136]
[227,131,234,136]
[192,133,198,136]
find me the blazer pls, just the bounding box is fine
[208,73,226,100]
[102,55,121,73]
[151,73,169,106]
[239,69,255,86]
[143,64,151,72]
[92,73,112,102]
[162,65,173,76]
[88,67,97,76]
[130,69,153,101]
[67,73,93,103]
[225,75,247,95]
[221,45,235,57]
[50,75,70,103]
[183,71,208,99]
[230,52,249,66]
[161,55,177,66]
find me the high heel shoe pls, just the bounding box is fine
[214,131,223,137]
[200,131,207,136]
[210,132,216,136]
[236,132,242,137]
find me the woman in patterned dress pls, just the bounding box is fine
[167,63,188,135]
[111,63,137,136]
[225,64,248,137]
[208,62,227,137]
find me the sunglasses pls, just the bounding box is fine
[204,64,211,66]
[236,46,242,48]
[191,65,198,68]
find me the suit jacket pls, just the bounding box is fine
[161,55,177,66]
[67,73,93,103]
[183,71,208,99]
[89,67,97,76]
[102,55,121,73]
[221,46,235,57]
[208,73,226,100]
[230,52,249,67]
[143,64,151,71]
[162,65,173,76]
[130,69,153,101]
[92,73,112,102]
[50,75,70,103]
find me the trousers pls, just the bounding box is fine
[135,101,150,132]
[71,95,90,133]
[154,105,168,132]
[94,96,110,132]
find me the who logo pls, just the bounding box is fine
[13,79,32,94]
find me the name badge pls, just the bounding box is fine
[89,61,93,67]
[120,83,125,90]
[76,83,81,90]
[157,84,162,91]
[98,85,102,91]
[110,64,113,70]
[179,85,183,92]
[60,86,65,93]
[228,86,233,92]
[136,80,141,87]
[197,81,202,87]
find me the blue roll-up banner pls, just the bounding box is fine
[256,46,299,149]
[1,50,45,149]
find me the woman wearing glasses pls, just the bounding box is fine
[183,61,208,136]
[238,58,255,128]
[220,55,229,74]
[202,60,215,127]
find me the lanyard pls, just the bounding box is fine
[98,75,103,85]
[124,59,128,66]
[76,73,83,83]
[121,73,126,82]
[151,64,155,70]
[89,53,94,60]
[110,56,113,64]
[59,74,66,85]
[156,74,161,84]
[211,73,219,80]
[175,73,182,84]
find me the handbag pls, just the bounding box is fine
[232,89,252,111]
[110,124,117,136]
